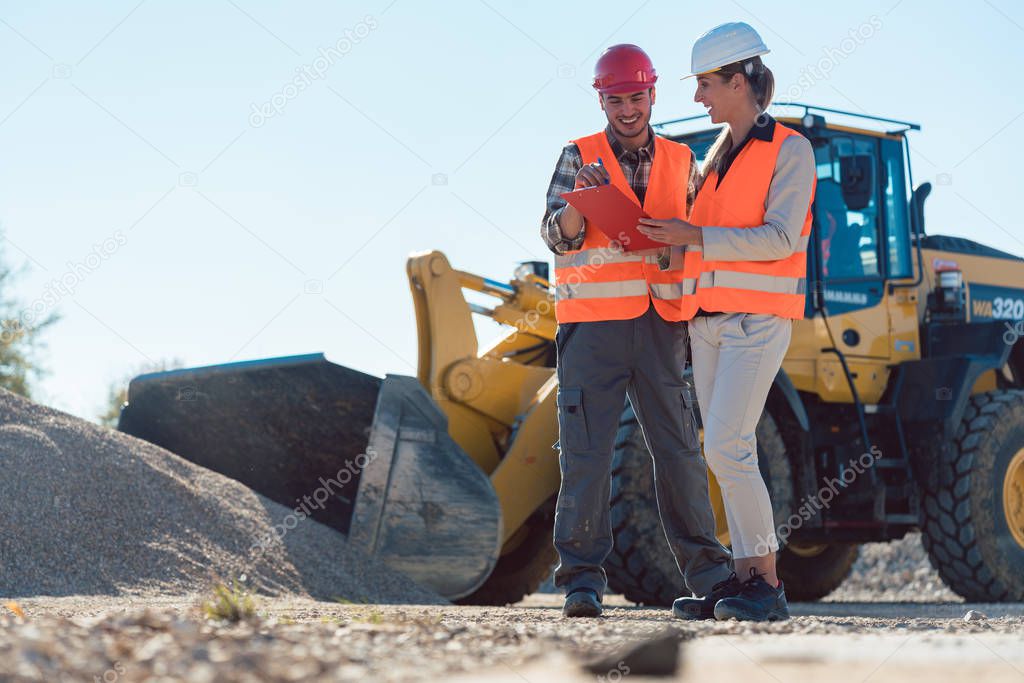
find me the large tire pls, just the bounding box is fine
[777,543,859,600]
[455,499,557,605]
[606,404,794,606]
[920,389,1024,601]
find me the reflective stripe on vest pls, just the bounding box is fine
[690,123,815,320]
[699,271,805,295]
[555,279,649,300]
[554,248,646,269]
[553,131,699,323]
[650,279,698,299]
[687,234,810,256]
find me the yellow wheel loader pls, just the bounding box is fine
[119,103,1024,604]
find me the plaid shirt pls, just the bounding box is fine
[541,125,698,254]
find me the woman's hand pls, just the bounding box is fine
[636,217,703,246]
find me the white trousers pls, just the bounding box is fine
[689,312,792,559]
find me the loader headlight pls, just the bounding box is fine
[802,113,826,130]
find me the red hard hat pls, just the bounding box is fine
[592,44,657,94]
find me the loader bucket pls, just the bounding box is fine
[118,354,502,599]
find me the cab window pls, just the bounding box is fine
[813,136,882,280]
[881,138,913,279]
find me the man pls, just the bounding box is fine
[543,44,733,618]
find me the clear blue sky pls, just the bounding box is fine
[1,0,1022,420]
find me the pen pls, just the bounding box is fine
[596,157,610,184]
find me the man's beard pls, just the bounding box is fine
[612,113,648,140]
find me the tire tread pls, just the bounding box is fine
[920,389,1024,602]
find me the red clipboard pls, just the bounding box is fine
[560,184,661,252]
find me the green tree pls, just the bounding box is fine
[0,250,57,397]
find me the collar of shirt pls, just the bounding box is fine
[717,114,776,187]
[603,125,656,165]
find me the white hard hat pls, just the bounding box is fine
[682,22,770,79]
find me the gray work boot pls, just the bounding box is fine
[562,588,603,618]
[713,571,790,622]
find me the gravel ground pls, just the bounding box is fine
[0,390,441,604]
[3,594,1022,682]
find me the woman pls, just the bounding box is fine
[637,22,816,622]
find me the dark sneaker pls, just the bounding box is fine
[713,571,789,622]
[672,573,742,620]
[563,588,603,618]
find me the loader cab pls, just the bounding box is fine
[801,123,916,316]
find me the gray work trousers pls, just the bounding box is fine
[552,305,733,600]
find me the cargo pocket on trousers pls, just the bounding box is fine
[557,387,590,451]
[680,383,701,452]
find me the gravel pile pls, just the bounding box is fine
[0,390,442,604]
[829,533,959,602]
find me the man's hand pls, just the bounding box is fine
[559,161,610,241]
[574,162,610,189]
[637,217,702,246]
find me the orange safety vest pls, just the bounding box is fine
[553,132,700,323]
[690,123,814,319]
